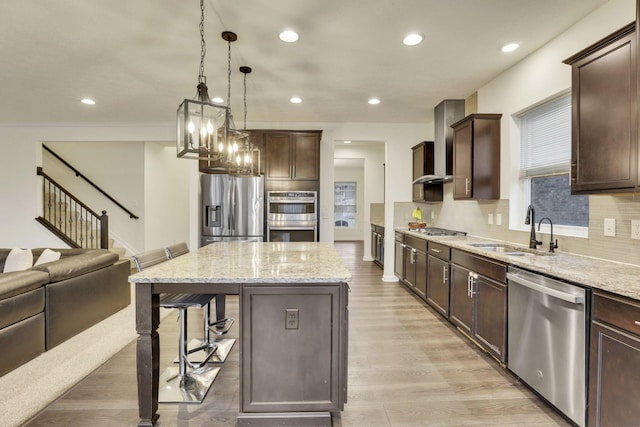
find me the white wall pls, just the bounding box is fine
[143,142,192,251]
[43,141,146,253]
[0,124,174,249]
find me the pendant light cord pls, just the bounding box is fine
[243,72,247,129]
[198,0,206,83]
[226,39,232,110]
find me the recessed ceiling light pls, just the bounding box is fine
[403,33,424,46]
[344,140,352,144]
[279,30,299,43]
[290,97,302,104]
[212,96,224,104]
[80,98,96,105]
[501,42,520,53]
[368,98,381,105]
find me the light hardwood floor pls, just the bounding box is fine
[24,241,570,426]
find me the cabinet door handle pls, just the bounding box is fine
[468,272,478,296]
[431,248,441,253]
[411,248,416,264]
[465,178,470,196]
[635,321,640,326]
[443,266,448,283]
[467,272,472,297]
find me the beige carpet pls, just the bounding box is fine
[0,284,171,427]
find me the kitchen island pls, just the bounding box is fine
[129,241,351,427]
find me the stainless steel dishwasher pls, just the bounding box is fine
[507,266,589,427]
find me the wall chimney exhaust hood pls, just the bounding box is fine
[413,99,465,184]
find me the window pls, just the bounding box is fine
[516,94,588,236]
[334,182,356,228]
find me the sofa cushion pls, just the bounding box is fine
[3,248,33,273]
[0,270,49,300]
[33,248,61,266]
[32,250,118,283]
[0,286,45,329]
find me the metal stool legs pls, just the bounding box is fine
[180,297,236,364]
[159,306,220,403]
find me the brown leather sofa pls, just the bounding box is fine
[0,248,131,377]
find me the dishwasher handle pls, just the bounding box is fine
[507,272,584,304]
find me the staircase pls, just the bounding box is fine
[36,167,131,263]
[37,146,140,264]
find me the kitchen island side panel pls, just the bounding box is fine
[240,283,347,415]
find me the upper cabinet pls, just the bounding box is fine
[563,23,637,194]
[264,131,321,181]
[412,141,443,202]
[451,114,502,200]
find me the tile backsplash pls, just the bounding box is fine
[394,190,640,266]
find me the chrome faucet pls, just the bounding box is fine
[538,217,558,253]
[524,205,542,249]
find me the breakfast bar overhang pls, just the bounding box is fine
[129,242,352,427]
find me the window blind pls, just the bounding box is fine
[519,94,571,178]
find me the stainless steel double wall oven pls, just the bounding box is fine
[266,191,317,242]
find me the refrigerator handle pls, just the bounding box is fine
[230,183,236,231]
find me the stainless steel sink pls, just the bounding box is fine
[467,243,551,257]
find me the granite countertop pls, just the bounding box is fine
[396,228,640,301]
[129,242,352,284]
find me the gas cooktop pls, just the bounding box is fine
[413,227,467,236]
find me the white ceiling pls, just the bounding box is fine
[0,0,611,125]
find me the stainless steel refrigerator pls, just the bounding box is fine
[200,174,264,246]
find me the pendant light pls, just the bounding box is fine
[176,0,227,160]
[215,31,249,172]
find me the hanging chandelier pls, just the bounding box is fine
[212,31,252,173]
[176,0,227,160]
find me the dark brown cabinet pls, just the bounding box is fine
[563,23,637,194]
[394,232,404,279]
[426,242,450,317]
[412,141,443,202]
[451,114,502,200]
[265,131,320,181]
[589,291,640,426]
[371,224,384,268]
[401,235,427,299]
[449,249,507,362]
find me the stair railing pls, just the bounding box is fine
[36,167,108,249]
[43,144,139,219]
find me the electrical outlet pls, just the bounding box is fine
[488,213,493,225]
[496,214,502,226]
[431,211,435,220]
[603,218,616,237]
[632,220,640,240]
[285,309,299,329]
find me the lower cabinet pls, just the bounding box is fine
[370,225,384,269]
[394,233,404,279]
[449,249,507,363]
[426,242,451,317]
[401,235,427,299]
[589,291,640,426]
[240,283,348,417]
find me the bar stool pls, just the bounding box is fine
[132,248,219,403]
[165,242,236,363]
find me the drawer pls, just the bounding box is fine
[593,291,640,336]
[395,232,404,243]
[451,249,506,283]
[404,235,427,253]
[428,242,450,260]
